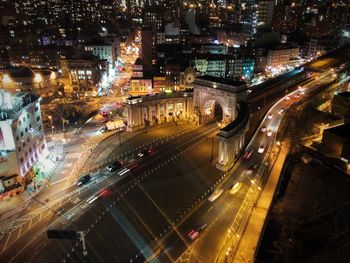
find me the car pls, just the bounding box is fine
[246,164,257,175]
[208,189,224,202]
[294,94,301,99]
[261,126,267,133]
[284,96,290,101]
[267,130,273,137]
[186,224,207,240]
[56,208,65,215]
[258,145,265,153]
[278,108,285,115]
[267,114,272,120]
[243,149,254,159]
[100,111,108,117]
[229,182,242,195]
[138,147,156,157]
[107,161,123,172]
[98,126,107,133]
[77,174,91,186]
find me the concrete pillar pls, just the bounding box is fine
[224,141,228,164]
[156,104,160,123]
[148,105,152,125]
[127,106,132,131]
[218,140,224,164]
[235,136,239,155]
[141,106,146,125]
[165,103,168,123]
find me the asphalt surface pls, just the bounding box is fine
[0,54,343,263]
[1,121,223,263]
[176,69,337,263]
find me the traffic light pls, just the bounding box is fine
[47,229,78,240]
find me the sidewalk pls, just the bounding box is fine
[0,157,61,220]
[233,141,290,263]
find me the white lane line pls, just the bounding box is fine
[50,178,68,186]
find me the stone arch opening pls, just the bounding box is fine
[203,99,223,123]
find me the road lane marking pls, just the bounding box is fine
[51,178,68,186]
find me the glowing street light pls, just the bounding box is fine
[50,71,57,80]
[34,73,43,83]
[1,73,14,89]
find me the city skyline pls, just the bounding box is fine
[0,1,350,262]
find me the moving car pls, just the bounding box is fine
[138,147,156,157]
[261,127,267,133]
[246,164,258,175]
[258,145,265,153]
[208,189,224,202]
[229,182,242,195]
[107,161,123,172]
[278,108,285,115]
[77,174,91,187]
[284,96,290,101]
[117,163,139,176]
[243,149,254,159]
[105,120,125,132]
[100,111,108,117]
[267,130,273,137]
[98,126,107,133]
[267,114,273,120]
[186,224,207,240]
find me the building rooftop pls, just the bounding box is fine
[1,67,51,78]
[268,44,299,51]
[336,91,350,98]
[60,52,98,61]
[0,91,39,121]
[85,38,111,46]
[197,75,246,87]
[325,123,350,141]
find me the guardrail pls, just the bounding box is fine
[216,143,272,263]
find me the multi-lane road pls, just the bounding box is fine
[0,68,338,263]
[0,121,225,262]
[0,43,348,263]
[175,69,338,263]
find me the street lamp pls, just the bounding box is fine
[0,72,14,89]
[34,73,43,83]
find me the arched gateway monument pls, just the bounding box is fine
[124,76,250,171]
[193,76,250,171]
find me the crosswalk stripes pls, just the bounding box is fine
[65,152,82,159]
[80,134,110,150]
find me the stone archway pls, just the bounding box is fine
[202,99,223,124]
